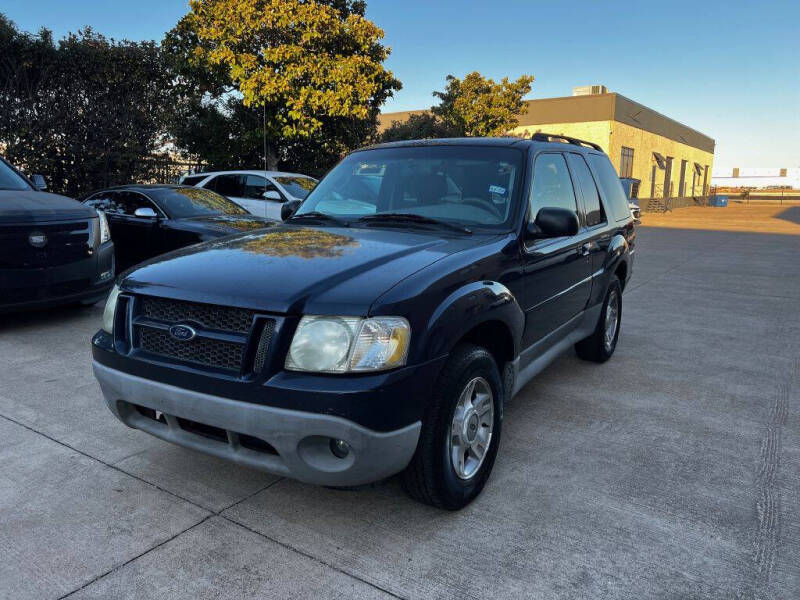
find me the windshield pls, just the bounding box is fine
[151,187,248,218]
[275,176,317,199]
[296,146,523,231]
[0,159,32,191]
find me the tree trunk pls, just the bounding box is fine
[266,143,278,171]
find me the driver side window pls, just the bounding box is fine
[116,192,159,217]
[242,175,272,199]
[528,153,578,221]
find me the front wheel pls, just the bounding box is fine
[575,275,622,363]
[402,344,503,510]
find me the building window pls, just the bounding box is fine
[620,147,634,178]
[678,159,687,197]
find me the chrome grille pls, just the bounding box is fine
[139,328,244,371]
[140,296,254,333]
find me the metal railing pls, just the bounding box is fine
[637,197,708,213]
[708,188,800,205]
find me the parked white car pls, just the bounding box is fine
[179,170,318,220]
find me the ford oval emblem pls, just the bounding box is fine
[169,324,197,341]
[28,232,48,248]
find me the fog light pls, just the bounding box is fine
[100,270,113,281]
[329,438,350,459]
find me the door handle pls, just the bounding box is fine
[580,242,593,257]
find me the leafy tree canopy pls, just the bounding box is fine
[432,72,534,137]
[379,113,462,143]
[171,0,400,171]
[0,14,174,196]
[380,71,533,142]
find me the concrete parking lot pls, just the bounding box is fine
[1,211,799,599]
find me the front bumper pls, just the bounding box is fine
[93,361,422,486]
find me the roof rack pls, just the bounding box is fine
[530,132,603,152]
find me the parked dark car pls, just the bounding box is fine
[0,156,114,312]
[83,185,273,271]
[92,135,635,509]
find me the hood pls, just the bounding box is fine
[122,224,489,315]
[0,190,95,224]
[172,214,276,236]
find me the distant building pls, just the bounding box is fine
[378,86,715,199]
[711,167,800,190]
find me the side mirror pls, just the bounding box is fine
[263,190,282,201]
[134,207,158,219]
[528,207,579,239]
[32,174,47,191]
[281,199,302,221]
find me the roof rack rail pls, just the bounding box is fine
[530,132,603,152]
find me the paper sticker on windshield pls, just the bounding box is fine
[489,185,506,196]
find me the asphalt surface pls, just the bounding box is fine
[1,223,798,600]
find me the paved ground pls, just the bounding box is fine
[1,217,799,599]
[642,203,800,235]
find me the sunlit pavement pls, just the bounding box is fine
[1,223,798,599]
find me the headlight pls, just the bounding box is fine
[285,315,410,373]
[102,284,121,333]
[98,210,111,243]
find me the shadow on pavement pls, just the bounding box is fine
[775,205,800,225]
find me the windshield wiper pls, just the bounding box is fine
[357,213,472,234]
[287,211,350,227]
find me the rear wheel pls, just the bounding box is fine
[402,344,503,510]
[575,276,622,363]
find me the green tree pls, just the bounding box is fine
[379,113,461,142]
[0,15,174,196]
[432,72,534,137]
[379,71,533,143]
[172,0,400,172]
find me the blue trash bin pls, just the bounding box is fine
[709,195,728,207]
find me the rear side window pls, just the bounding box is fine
[208,174,243,197]
[566,153,605,227]
[528,153,577,218]
[587,154,631,222]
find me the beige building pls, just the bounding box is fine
[378,87,715,199]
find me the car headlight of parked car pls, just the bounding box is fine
[98,210,111,244]
[102,284,122,333]
[285,315,410,373]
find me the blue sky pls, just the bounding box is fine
[3,0,798,167]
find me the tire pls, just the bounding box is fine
[402,343,503,510]
[575,275,622,363]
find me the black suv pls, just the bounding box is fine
[92,135,634,509]
[0,156,115,312]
